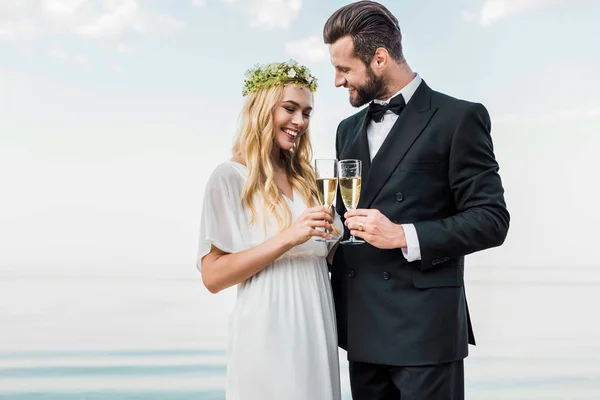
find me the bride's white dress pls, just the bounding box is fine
[197,161,342,400]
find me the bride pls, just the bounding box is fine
[197,60,342,400]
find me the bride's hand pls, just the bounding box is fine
[283,206,334,247]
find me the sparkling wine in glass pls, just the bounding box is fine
[314,159,339,242]
[338,159,364,245]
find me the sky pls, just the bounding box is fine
[1,7,600,398]
[1,0,600,351]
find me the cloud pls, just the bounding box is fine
[465,0,585,27]
[0,19,38,42]
[74,0,145,38]
[249,0,302,29]
[191,0,235,7]
[0,0,185,44]
[0,0,33,14]
[190,0,299,29]
[147,13,185,34]
[43,0,87,18]
[47,45,90,67]
[284,36,327,64]
[73,0,185,39]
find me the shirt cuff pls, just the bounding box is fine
[401,223,421,262]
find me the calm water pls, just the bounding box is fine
[1,266,599,399]
[0,392,224,400]
[1,347,599,399]
[0,349,228,400]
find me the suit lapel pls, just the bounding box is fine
[343,110,371,181]
[359,81,438,209]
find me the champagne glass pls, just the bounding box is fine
[338,159,364,245]
[314,159,339,242]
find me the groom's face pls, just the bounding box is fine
[328,36,386,107]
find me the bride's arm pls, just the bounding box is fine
[201,235,294,294]
[201,206,334,293]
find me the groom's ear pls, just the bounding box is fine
[371,48,389,71]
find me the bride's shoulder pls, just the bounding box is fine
[230,154,246,166]
[208,159,247,186]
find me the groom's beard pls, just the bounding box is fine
[349,67,386,108]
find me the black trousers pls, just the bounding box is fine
[349,360,464,400]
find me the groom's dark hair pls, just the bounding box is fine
[323,1,404,66]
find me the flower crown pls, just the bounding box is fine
[242,60,318,96]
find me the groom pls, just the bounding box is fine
[324,1,509,399]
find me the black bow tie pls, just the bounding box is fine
[367,94,406,123]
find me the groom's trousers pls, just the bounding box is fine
[349,359,464,400]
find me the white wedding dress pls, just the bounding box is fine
[197,161,342,400]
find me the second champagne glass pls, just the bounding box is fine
[314,159,339,242]
[338,159,365,245]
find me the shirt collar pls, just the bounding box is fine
[373,73,422,106]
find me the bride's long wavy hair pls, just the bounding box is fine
[232,84,319,231]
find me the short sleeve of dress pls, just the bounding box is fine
[196,163,251,272]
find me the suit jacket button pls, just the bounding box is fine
[383,272,390,280]
[348,269,355,278]
[396,192,404,202]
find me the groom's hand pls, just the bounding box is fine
[345,209,407,249]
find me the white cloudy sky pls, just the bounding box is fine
[1,0,600,351]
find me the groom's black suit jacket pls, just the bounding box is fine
[331,80,509,366]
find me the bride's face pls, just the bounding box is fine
[272,85,313,152]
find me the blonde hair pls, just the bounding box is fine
[233,84,319,231]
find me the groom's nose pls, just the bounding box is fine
[334,72,346,88]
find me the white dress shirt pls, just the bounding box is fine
[366,73,422,262]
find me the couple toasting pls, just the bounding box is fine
[197,1,509,399]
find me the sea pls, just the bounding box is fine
[1,266,598,399]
